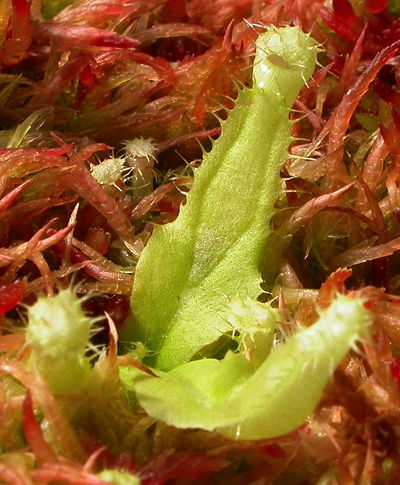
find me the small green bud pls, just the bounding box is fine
[26,289,93,393]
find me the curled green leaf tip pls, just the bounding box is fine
[253,26,317,106]
[124,295,372,440]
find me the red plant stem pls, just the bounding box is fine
[70,247,132,290]
[0,180,32,216]
[0,362,86,461]
[357,135,389,211]
[0,0,32,66]
[0,333,24,351]
[31,465,112,485]
[0,463,28,485]
[318,40,400,186]
[0,280,25,315]
[350,158,388,243]
[22,392,58,464]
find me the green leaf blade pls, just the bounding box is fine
[123,26,318,371]
[128,90,286,371]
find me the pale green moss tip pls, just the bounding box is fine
[26,289,93,356]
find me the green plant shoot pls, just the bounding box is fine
[26,289,93,394]
[119,26,375,441]
[122,26,318,371]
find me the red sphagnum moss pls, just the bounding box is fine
[2,0,400,483]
